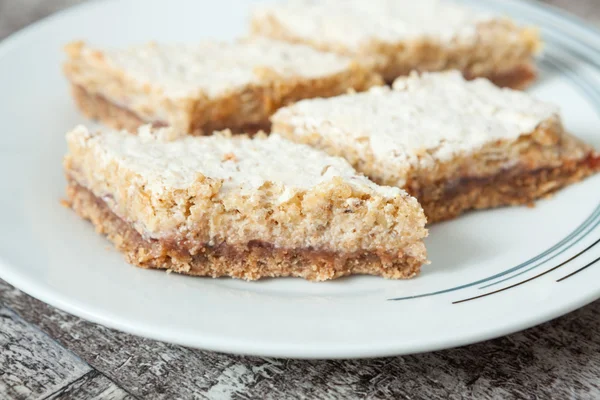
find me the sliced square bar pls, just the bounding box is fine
[64,125,428,281]
[272,71,600,223]
[251,0,541,88]
[63,38,382,134]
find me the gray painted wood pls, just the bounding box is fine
[0,0,599,399]
[0,306,90,399]
[45,371,134,400]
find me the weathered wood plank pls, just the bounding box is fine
[1,280,599,400]
[44,370,135,400]
[0,305,91,400]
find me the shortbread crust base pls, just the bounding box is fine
[70,85,269,134]
[66,182,424,281]
[379,62,537,90]
[417,154,600,223]
[466,62,536,90]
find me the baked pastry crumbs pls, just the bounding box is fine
[271,71,600,223]
[250,0,541,88]
[64,125,428,281]
[63,38,382,134]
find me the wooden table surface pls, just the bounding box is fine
[1,1,599,399]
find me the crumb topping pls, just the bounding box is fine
[66,125,403,198]
[272,71,559,175]
[84,38,353,98]
[64,125,427,254]
[252,0,492,51]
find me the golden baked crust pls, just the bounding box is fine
[66,182,425,281]
[64,127,427,253]
[272,72,600,223]
[70,84,269,134]
[415,154,600,222]
[70,85,168,132]
[251,17,541,89]
[275,116,600,222]
[63,125,428,280]
[63,41,383,134]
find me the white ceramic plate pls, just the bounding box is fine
[0,0,599,359]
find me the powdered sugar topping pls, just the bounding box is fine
[253,0,492,51]
[272,71,559,177]
[66,126,404,199]
[92,38,353,98]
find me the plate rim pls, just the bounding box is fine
[0,0,599,359]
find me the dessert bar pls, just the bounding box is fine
[64,125,428,280]
[272,72,600,222]
[64,38,382,134]
[251,0,541,88]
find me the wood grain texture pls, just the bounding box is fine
[0,0,600,399]
[45,371,134,400]
[0,306,91,400]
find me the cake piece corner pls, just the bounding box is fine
[272,71,599,222]
[64,125,428,281]
[250,0,542,89]
[63,39,383,135]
